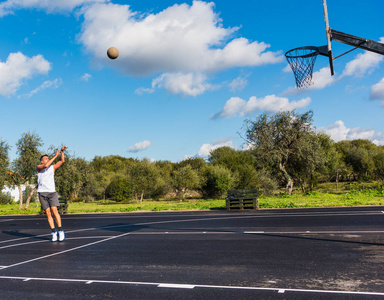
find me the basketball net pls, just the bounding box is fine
[285,47,319,89]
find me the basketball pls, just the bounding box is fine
[107,47,119,59]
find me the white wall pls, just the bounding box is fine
[2,185,35,202]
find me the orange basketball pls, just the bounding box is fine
[107,47,119,59]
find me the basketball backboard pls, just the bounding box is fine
[286,0,384,89]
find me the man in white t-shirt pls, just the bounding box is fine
[37,146,67,242]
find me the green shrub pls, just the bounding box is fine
[0,192,13,204]
[201,165,233,199]
[105,178,133,201]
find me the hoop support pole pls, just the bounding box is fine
[323,0,334,75]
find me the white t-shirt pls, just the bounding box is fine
[37,165,56,193]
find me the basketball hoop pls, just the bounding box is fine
[285,46,319,89]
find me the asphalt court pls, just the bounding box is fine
[0,207,383,299]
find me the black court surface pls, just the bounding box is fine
[0,207,384,299]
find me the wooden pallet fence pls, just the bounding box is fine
[226,189,259,210]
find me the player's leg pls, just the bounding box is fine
[51,206,62,227]
[45,207,58,242]
[51,205,65,241]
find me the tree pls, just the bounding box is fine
[105,177,133,201]
[201,165,234,199]
[0,138,10,188]
[172,165,201,199]
[209,147,258,189]
[373,147,384,179]
[90,155,136,200]
[336,139,377,180]
[244,110,315,194]
[129,160,164,203]
[54,152,94,201]
[11,132,43,209]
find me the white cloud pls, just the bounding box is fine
[78,1,283,76]
[127,140,151,153]
[24,78,62,98]
[134,87,155,95]
[0,52,51,97]
[283,67,337,95]
[152,72,214,97]
[198,137,235,158]
[81,73,92,81]
[318,120,384,145]
[370,77,384,106]
[212,94,311,119]
[311,67,336,89]
[0,0,107,17]
[342,49,383,78]
[228,75,249,92]
[282,64,291,73]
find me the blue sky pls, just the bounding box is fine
[1,0,384,162]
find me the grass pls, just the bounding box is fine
[1,182,383,215]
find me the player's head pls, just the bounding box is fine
[40,154,49,164]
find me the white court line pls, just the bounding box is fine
[0,219,14,223]
[0,233,131,271]
[0,236,114,250]
[1,210,383,251]
[158,284,195,289]
[1,209,383,245]
[264,230,380,236]
[0,275,383,296]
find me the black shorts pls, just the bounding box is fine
[38,192,59,210]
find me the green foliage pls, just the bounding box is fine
[244,110,316,194]
[54,154,94,201]
[105,177,133,201]
[129,160,166,201]
[255,169,278,196]
[172,165,201,199]
[201,165,234,199]
[0,138,10,187]
[13,131,43,182]
[23,186,37,203]
[335,139,381,181]
[177,157,207,171]
[0,192,13,204]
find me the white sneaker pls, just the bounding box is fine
[58,231,65,242]
[51,231,58,242]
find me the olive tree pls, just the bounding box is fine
[10,132,42,209]
[0,138,10,188]
[244,110,316,194]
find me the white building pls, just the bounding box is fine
[2,185,36,202]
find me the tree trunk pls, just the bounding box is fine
[300,180,306,193]
[336,169,339,189]
[140,191,144,204]
[18,185,23,210]
[25,187,37,209]
[279,162,293,195]
[286,179,293,195]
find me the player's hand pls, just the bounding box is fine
[61,146,67,152]
[55,150,60,156]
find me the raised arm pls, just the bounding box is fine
[53,146,67,171]
[37,150,60,173]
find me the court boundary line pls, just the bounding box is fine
[1,210,383,246]
[0,232,132,271]
[1,229,383,251]
[0,275,383,296]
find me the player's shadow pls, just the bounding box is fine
[95,223,148,234]
[255,232,384,247]
[2,230,47,241]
